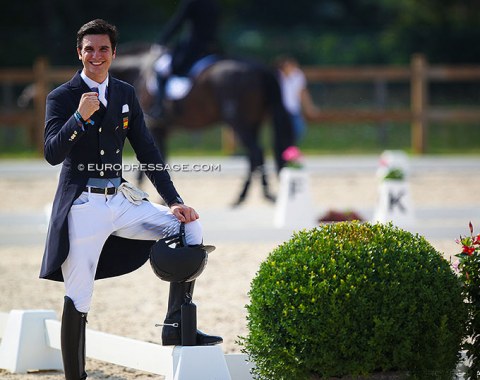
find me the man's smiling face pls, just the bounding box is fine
[77,34,116,83]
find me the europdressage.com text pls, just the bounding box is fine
[77,163,222,173]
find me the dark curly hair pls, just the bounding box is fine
[76,19,118,50]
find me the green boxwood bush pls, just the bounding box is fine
[240,222,466,379]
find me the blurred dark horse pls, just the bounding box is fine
[111,44,294,205]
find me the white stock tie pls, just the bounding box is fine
[98,85,108,107]
[92,86,107,107]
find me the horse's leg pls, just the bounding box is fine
[230,125,257,206]
[136,166,144,187]
[150,124,168,159]
[233,163,274,206]
[232,123,274,206]
[259,165,275,202]
[233,170,252,207]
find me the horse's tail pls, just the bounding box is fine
[262,67,295,173]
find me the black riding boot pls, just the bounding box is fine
[162,281,223,346]
[61,296,88,380]
[149,74,167,119]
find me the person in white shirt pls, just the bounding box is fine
[276,56,320,143]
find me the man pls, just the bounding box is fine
[159,0,221,76]
[40,19,221,380]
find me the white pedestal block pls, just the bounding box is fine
[225,354,254,380]
[0,310,63,373]
[373,180,415,228]
[171,345,232,380]
[274,168,317,229]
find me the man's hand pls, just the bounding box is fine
[170,203,199,223]
[78,92,100,120]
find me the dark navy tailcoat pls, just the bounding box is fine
[40,70,181,282]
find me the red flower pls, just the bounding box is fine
[463,245,476,256]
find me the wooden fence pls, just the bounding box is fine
[303,54,480,153]
[1,54,480,154]
[0,57,75,153]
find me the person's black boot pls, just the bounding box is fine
[162,281,223,346]
[61,296,88,380]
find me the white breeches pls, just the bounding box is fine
[62,189,202,313]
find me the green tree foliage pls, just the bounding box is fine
[228,0,480,64]
[378,0,480,63]
[0,0,168,66]
[0,0,479,66]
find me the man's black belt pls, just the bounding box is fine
[84,186,117,195]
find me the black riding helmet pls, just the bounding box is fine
[150,223,215,282]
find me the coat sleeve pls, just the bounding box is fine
[44,88,87,166]
[126,88,182,206]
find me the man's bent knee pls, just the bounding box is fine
[185,219,202,245]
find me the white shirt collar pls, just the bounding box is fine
[80,71,109,90]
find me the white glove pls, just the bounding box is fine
[118,182,149,205]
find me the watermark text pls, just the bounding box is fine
[77,162,221,173]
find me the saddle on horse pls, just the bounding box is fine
[149,52,220,113]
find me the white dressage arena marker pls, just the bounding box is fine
[373,150,415,228]
[373,180,415,228]
[274,168,317,229]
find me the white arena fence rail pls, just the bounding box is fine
[0,309,254,380]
